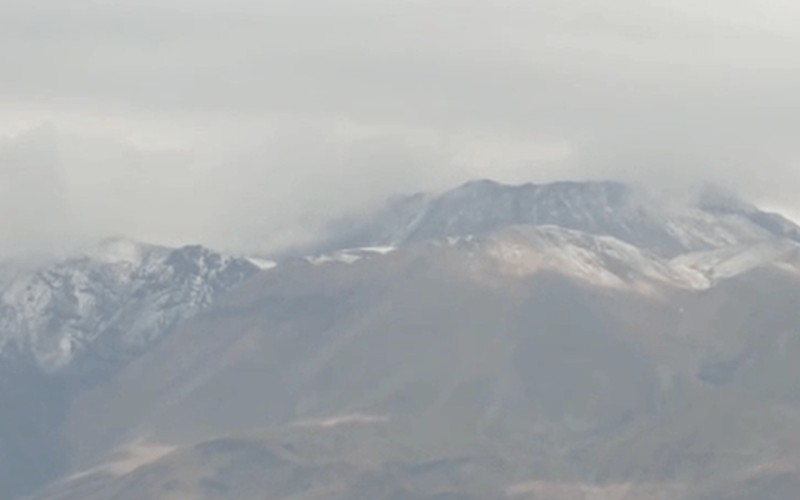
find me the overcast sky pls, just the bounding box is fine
[2,0,800,257]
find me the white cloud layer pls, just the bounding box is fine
[1,0,800,256]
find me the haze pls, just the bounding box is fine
[2,0,800,257]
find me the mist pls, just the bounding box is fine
[2,0,800,258]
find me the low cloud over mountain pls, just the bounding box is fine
[3,180,800,499]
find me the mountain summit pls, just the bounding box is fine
[324,179,800,257]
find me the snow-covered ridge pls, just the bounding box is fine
[322,179,800,258]
[3,180,799,373]
[417,225,800,295]
[0,239,260,373]
[303,223,800,293]
[305,246,396,266]
[462,226,710,292]
[299,179,800,293]
[478,225,800,291]
[671,241,800,283]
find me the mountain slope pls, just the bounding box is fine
[14,179,800,500]
[48,222,800,499]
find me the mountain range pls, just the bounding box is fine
[3,179,800,499]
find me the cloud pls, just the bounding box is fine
[0,127,75,258]
[0,0,799,256]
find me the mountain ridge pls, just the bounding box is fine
[317,179,800,258]
[5,177,800,500]
[0,238,260,375]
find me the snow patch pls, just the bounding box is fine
[307,253,363,265]
[292,414,390,429]
[246,257,278,270]
[67,442,177,480]
[306,246,396,266]
[483,226,710,292]
[672,241,800,283]
[358,246,397,255]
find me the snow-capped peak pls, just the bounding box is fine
[320,179,800,258]
[0,240,259,373]
[83,236,172,267]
